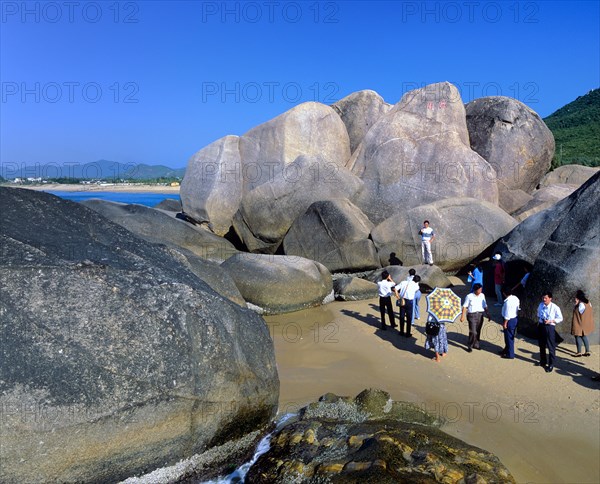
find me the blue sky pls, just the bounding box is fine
[1,0,599,168]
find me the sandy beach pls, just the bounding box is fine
[265,277,600,484]
[7,183,180,194]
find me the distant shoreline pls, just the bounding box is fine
[4,183,180,194]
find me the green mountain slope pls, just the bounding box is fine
[543,88,600,168]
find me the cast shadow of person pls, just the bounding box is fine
[520,343,600,389]
[340,304,430,358]
[389,252,402,266]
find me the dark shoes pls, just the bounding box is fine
[545,366,554,373]
[467,347,473,353]
[405,333,412,338]
[501,355,514,359]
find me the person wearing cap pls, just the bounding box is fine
[537,291,563,373]
[419,220,435,266]
[493,252,505,306]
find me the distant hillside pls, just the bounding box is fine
[544,88,600,168]
[0,159,186,180]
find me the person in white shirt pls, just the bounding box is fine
[460,283,491,352]
[537,291,563,373]
[418,220,435,265]
[395,275,421,337]
[500,287,520,359]
[377,271,398,331]
[406,268,421,320]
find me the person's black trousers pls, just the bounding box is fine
[538,323,557,367]
[467,311,484,349]
[400,299,414,335]
[379,296,395,329]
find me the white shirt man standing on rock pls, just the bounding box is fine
[419,220,435,266]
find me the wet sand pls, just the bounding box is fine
[9,183,180,194]
[265,277,600,483]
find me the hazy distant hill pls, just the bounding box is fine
[544,88,600,168]
[0,159,186,180]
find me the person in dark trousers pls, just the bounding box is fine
[460,283,491,352]
[395,275,420,337]
[501,286,520,359]
[377,271,397,330]
[537,291,563,373]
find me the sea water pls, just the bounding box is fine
[46,191,180,207]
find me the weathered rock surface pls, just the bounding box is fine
[221,253,333,314]
[333,277,378,301]
[347,82,499,224]
[180,135,244,236]
[371,198,517,273]
[539,164,599,188]
[0,187,279,483]
[81,199,237,262]
[498,188,534,215]
[167,248,246,306]
[154,197,182,212]
[512,184,577,222]
[498,173,600,343]
[465,96,555,196]
[233,154,362,253]
[367,265,452,290]
[332,90,392,154]
[283,199,380,272]
[246,389,515,483]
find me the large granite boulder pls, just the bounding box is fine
[180,135,243,236]
[512,184,577,221]
[497,173,600,343]
[232,154,363,253]
[221,253,333,314]
[465,96,555,199]
[333,277,378,301]
[246,389,515,483]
[498,188,534,215]
[371,198,517,273]
[81,199,238,262]
[167,248,246,306]
[538,164,599,188]
[347,82,499,224]
[154,197,182,212]
[283,199,380,272]
[331,90,392,154]
[0,188,279,483]
[367,265,452,290]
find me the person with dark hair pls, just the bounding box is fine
[395,275,420,337]
[377,271,397,331]
[460,283,491,352]
[467,264,483,292]
[406,268,421,320]
[537,291,563,373]
[493,253,505,306]
[571,290,594,357]
[512,266,531,296]
[501,286,520,359]
[418,220,435,265]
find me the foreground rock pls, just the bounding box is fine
[367,265,452,290]
[283,199,380,272]
[82,199,237,262]
[333,277,378,301]
[246,389,515,483]
[154,198,182,212]
[331,90,392,154]
[505,173,600,343]
[347,82,499,224]
[466,96,555,199]
[0,188,279,483]
[221,253,333,314]
[371,198,517,273]
[538,164,599,188]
